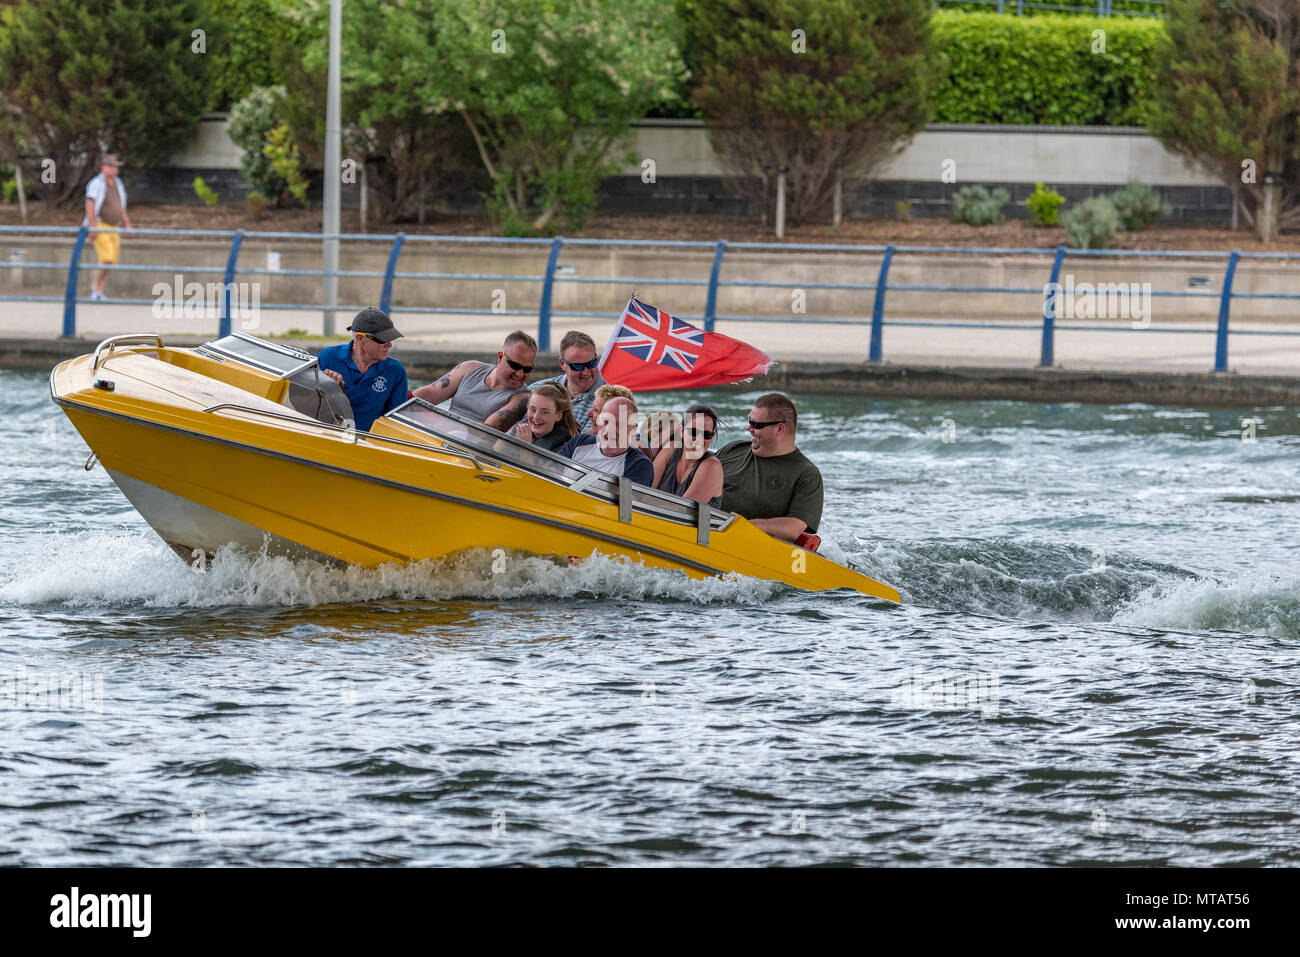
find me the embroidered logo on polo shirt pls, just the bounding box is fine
[372,376,388,392]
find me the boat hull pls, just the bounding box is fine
[51,344,902,601]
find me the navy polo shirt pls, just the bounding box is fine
[315,341,409,432]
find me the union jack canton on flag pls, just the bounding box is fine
[597,297,772,392]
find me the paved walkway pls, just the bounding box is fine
[8,301,1300,376]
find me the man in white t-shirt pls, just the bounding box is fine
[559,396,653,484]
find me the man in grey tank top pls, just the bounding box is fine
[411,330,537,425]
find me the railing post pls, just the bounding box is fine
[62,225,89,338]
[537,237,564,354]
[219,229,245,338]
[380,232,406,314]
[704,240,727,333]
[1040,244,1067,368]
[1214,249,1240,373]
[868,245,895,363]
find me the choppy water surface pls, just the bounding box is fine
[2,369,1298,866]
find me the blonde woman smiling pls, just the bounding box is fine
[509,382,578,452]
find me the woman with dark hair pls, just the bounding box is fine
[652,402,723,508]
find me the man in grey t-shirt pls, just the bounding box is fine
[411,330,535,425]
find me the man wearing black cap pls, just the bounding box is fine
[316,307,409,432]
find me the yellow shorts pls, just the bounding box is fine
[92,221,121,264]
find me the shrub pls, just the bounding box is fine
[247,192,268,218]
[228,86,299,207]
[1062,196,1124,248]
[931,12,1163,126]
[1107,181,1170,231]
[1026,182,1066,225]
[951,185,1010,225]
[262,124,308,207]
[193,176,219,207]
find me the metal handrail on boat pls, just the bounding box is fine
[91,334,165,372]
[202,402,491,471]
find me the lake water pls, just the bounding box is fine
[2,368,1298,865]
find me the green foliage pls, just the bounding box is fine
[193,176,219,206]
[0,0,216,207]
[1026,182,1066,226]
[206,0,308,111]
[932,12,1163,126]
[285,0,480,224]
[684,0,940,226]
[3,176,34,204]
[263,124,307,206]
[951,185,1010,226]
[1107,181,1169,231]
[228,86,299,206]
[1146,0,1300,239]
[1062,195,1124,249]
[247,191,268,217]
[436,0,684,234]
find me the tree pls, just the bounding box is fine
[434,0,686,234]
[1146,0,1300,240]
[0,0,216,208]
[682,0,940,227]
[206,0,307,112]
[280,0,478,224]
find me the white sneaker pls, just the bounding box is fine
[89,290,104,301]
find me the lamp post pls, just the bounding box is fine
[322,0,342,336]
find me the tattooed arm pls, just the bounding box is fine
[412,362,477,404]
[484,393,529,433]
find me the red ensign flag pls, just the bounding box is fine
[597,297,772,392]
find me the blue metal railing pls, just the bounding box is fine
[1,224,1298,375]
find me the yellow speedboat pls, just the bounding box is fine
[48,333,900,601]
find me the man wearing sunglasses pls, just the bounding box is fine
[486,330,604,433]
[316,307,409,432]
[412,330,537,425]
[535,331,604,420]
[716,393,823,543]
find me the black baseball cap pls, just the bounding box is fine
[347,307,402,343]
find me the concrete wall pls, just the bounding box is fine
[142,115,1232,222]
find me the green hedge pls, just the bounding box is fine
[932,11,1165,125]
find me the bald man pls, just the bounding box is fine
[559,396,653,485]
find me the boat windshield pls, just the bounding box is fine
[199,332,354,428]
[387,398,734,533]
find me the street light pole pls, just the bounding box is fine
[322,0,342,336]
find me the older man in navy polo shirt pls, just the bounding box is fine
[317,307,409,432]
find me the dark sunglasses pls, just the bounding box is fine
[563,357,599,371]
[748,418,783,430]
[364,334,389,345]
[500,353,534,374]
[684,426,715,441]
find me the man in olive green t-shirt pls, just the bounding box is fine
[716,392,823,542]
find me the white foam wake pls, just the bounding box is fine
[0,528,779,608]
[1113,571,1300,638]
